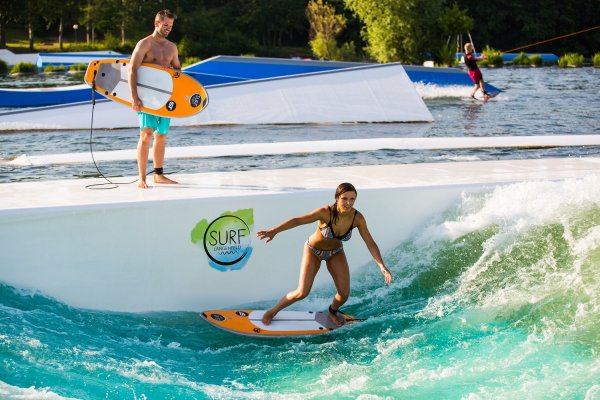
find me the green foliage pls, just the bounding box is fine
[102,33,121,52]
[176,4,259,58]
[64,43,103,52]
[68,63,87,72]
[480,46,503,67]
[182,57,202,68]
[306,0,356,61]
[437,3,473,37]
[309,34,357,61]
[593,53,600,68]
[337,41,358,61]
[344,0,444,64]
[449,1,598,58]
[529,54,543,67]
[43,64,67,73]
[435,44,457,67]
[557,57,568,68]
[0,60,8,75]
[558,53,584,67]
[306,0,346,41]
[1,0,596,64]
[10,62,37,74]
[309,34,337,60]
[177,36,196,59]
[512,52,530,66]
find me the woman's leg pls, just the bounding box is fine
[262,244,321,325]
[471,83,478,98]
[479,79,488,97]
[326,251,350,326]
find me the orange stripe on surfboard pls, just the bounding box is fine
[84,58,208,118]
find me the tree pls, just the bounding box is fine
[22,0,40,51]
[306,0,346,59]
[242,0,308,48]
[0,0,20,48]
[39,0,76,50]
[344,0,444,63]
[437,2,473,53]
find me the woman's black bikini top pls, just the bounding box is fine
[320,207,357,241]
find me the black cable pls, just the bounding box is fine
[84,79,172,190]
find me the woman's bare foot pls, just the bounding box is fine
[262,309,276,325]
[328,309,345,327]
[154,174,177,184]
[138,180,149,189]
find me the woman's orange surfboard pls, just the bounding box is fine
[201,309,360,338]
[84,59,208,118]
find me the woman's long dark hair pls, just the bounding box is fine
[330,182,357,225]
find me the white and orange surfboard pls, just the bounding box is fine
[201,309,361,338]
[84,59,208,118]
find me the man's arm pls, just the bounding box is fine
[128,39,150,111]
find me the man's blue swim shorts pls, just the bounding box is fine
[137,112,171,135]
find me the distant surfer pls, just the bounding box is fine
[464,42,490,100]
[256,183,393,327]
[129,9,181,189]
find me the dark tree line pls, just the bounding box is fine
[1,0,598,59]
[453,0,600,56]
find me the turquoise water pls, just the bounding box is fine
[1,67,600,398]
[3,177,600,399]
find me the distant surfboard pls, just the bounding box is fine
[201,309,360,337]
[471,91,499,102]
[84,59,208,118]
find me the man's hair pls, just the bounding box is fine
[156,9,177,22]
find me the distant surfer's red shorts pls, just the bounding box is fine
[468,69,483,84]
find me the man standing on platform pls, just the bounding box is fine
[129,9,181,188]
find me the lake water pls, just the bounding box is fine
[1,67,600,399]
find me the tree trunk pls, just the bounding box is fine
[0,14,6,48]
[28,21,34,51]
[86,2,90,44]
[121,17,125,46]
[59,17,64,50]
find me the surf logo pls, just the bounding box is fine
[190,209,254,272]
[189,93,202,108]
[166,100,176,111]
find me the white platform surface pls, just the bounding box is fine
[2,157,599,212]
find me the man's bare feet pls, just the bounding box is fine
[328,309,345,327]
[138,180,149,189]
[154,174,178,184]
[262,309,276,325]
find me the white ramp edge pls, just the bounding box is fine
[0,63,432,131]
[4,135,600,167]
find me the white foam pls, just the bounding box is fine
[414,83,470,99]
[421,175,600,243]
[316,362,370,395]
[415,175,600,332]
[0,381,78,400]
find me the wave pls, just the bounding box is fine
[2,175,600,398]
[350,176,600,344]
[0,380,78,400]
[414,83,470,99]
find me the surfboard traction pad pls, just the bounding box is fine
[201,309,359,338]
[84,59,209,118]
